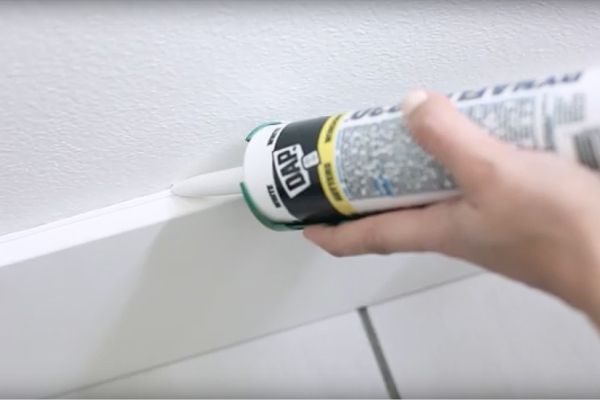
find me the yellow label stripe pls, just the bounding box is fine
[317,114,355,216]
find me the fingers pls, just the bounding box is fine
[304,90,512,257]
[303,202,454,257]
[403,91,513,194]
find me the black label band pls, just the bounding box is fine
[272,117,344,223]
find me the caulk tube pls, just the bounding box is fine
[241,68,600,230]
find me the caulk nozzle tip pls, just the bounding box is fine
[170,166,244,198]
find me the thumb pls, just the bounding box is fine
[403,90,513,194]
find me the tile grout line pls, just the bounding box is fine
[358,307,401,399]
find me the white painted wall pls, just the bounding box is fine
[2,0,600,234]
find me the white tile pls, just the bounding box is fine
[369,273,600,398]
[67,312,387,398]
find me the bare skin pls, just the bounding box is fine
[304,91,600,327]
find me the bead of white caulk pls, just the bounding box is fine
[170,166,244,197]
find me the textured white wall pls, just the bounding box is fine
[1,0,600,235]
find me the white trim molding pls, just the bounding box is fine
[0,192,479,397]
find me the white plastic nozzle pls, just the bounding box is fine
[170,166,243,197]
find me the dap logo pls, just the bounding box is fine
[273,145,319,199]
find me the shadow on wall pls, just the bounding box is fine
[174,140,247,183]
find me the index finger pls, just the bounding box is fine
[403,91,513,194]
[303,201,454,257]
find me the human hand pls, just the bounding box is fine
[304,91,600,325]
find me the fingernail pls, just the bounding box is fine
[402,89,428,116]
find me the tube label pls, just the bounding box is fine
[253,68,600,225]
